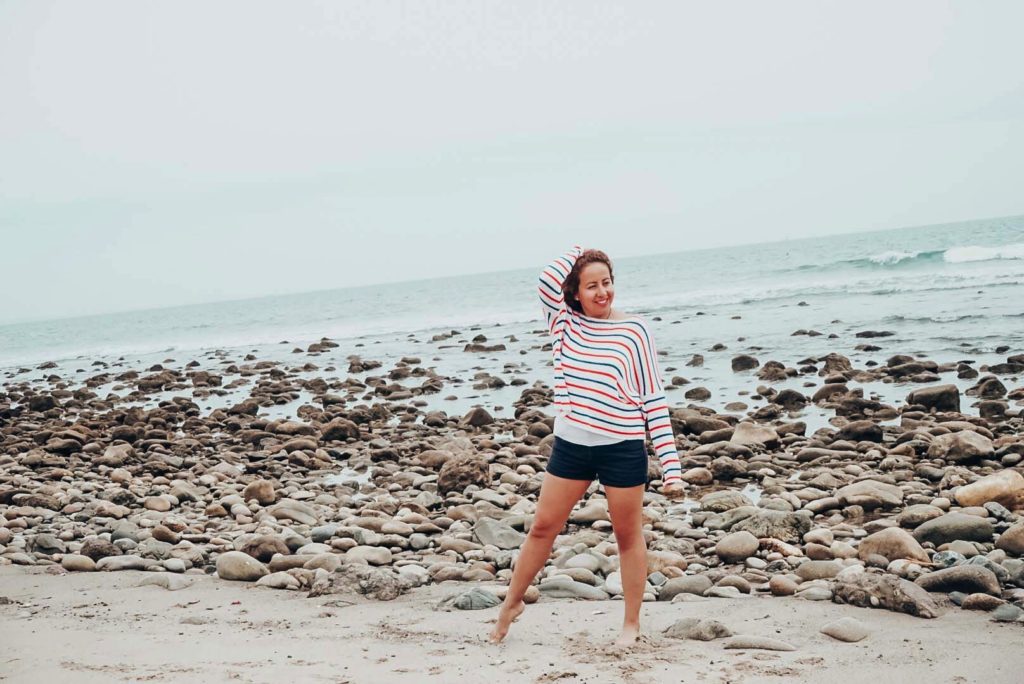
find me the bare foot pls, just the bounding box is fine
[613,623,641,648]
[488,600,525,644]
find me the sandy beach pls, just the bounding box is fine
[2,565,1022,684]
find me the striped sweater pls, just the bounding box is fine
[539,246,683,485]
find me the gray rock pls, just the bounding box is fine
[914,566,1001,596]
[927,431,994,463]
[664,617,734,641]
[913,513,993,546]
[658,575,714,600]
[308,564,404,601]
[991,604,1024,623]
[700,491,754,513]
[836,480,904,510]
[96,554,157,572]
[442,587,502,610]
[474,517,526,550]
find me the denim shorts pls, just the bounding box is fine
[546,436,648,488]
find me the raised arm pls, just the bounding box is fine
[538,245,583,334]
[634,321,683,486]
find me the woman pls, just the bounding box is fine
[489,245,686,647]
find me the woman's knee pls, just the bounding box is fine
[528,516,563,541]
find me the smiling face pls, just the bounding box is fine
[576,261,615,318]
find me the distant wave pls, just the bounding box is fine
[797,242,1024,272]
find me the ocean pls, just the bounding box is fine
[3,215,1023,428]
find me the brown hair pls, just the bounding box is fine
[563,249,614,314]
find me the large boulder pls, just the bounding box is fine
[906,384,960,412]
[836,420,884,443]
[927,431,994,463]
[437,454,490,495]
[913,513,994,546]
[955,470,1024,510]
[857,527,930,564]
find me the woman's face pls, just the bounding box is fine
[576,261,615,318]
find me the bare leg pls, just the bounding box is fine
[605,483,647,647]
[488,473,591,643]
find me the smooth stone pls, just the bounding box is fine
[820,616,869,642]
[991,604,1024,622]
[857,527,930,564]
[256,571,302,590]
[995,521,1024,556]
[215,551,269,581]
[345,546,393,566]
[96,555,155,571]
[960,593,1005,611]
[138,573,190,591]
[538,575,610,600]
[705,585,747,599]
[769,575,798,596]
[796,585,833,601]
[723,635,796,651]
[795,560,842,581]
[474,518,525,550]
[60,554,96,572]
[913,513,993,546]
[449,587,502,610]
[658,575,714,600]
[914,566,1001,596]
[716,531,760,563]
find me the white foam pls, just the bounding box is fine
[944,243,1024,263]
[868,250,921,265]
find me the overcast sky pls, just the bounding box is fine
[1,1,1023,324]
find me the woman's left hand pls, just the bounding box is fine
[662,481,687,499]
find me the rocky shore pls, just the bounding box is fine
[3,332,1024,663]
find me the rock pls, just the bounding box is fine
[79,538,122,561]
[730,422,780,449]
[658,575,713,600]
[345,546,392,566]
[60,554,96,572]
[681,468,713,485]
[96,555,156,571]
[960,593,1005,611]
[539,575,610,600]
[836,480,904,510]
[914,566,1001,596]
[832,572,942,618]
[731,355,760,372]
[730,509,810,543]
[569,502,610,524]
[268,500,318,526]
[216,551,269,582]
[956,471,1024,510]
[238,535,290,562]
[796,585,833,601]
[321,418,360,441]
[474,518,525,550]
[715,531,759,563]
[309,564,404,601]
[857,527,930,564]
[138,573,190,591]
[927,431,994,463]
[906,384,960,412]
[705,586,746,599]
[256,572,302,590]
[896,504,945,528]
[437,454,490,495]
[795,560,842,581]
[769,575,798,596]
[459,407,494,428]
[991,604,1024,623]
[996,521,1024,555]
[820,616,869,642]
[443,588,502,610]
[664,617,734,641]
[836,420,884,443]
[242,479,277,505]
[913,513,993,546]
[723,636,796,651]
[701,491,753,513]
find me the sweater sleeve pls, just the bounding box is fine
[538,245,583,335]
[635,321,683,485]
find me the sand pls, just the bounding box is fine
[1,566,1021,684]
